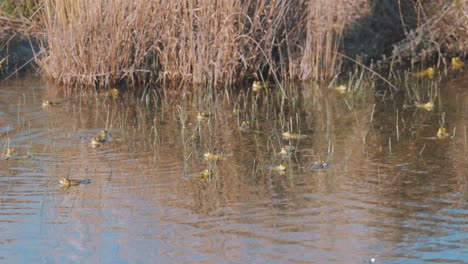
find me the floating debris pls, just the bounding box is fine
[395,162,412,167]
[400,167,429,174]
[410,67,435,79]
[451,57,464,70]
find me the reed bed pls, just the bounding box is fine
[2,0,466,91]
[390,0,468,66]
[37,0,365,91]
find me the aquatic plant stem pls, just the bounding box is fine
[334,51,400,92]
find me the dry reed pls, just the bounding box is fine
[3,0,464,91]
[37,0,363,91]
[391,0,468,66]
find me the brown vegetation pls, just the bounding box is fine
[391,0,468,66]
[1,0,467,90]
[37,0,364,90]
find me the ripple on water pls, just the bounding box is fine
[1,77,468,263]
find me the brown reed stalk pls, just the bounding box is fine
[37,0,366,91]
[391,0,467,65]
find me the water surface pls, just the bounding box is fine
[0,76,467,263]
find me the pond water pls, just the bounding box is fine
[0,75,467,263]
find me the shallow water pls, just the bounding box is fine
[0,76,467,263]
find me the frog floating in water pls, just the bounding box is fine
[59,177,91,187]
[42,100,60,107]
[1,148,17,160]
[91,129,111,148]
[239,121,251,132]
[451,57,464,71]
[334,84,347,94]
[436,127,449,139]
[90,137,106,148]
[269,164,286,172]
[197,112,211,122]
[204,152,224,161]
[106,88,120,99]
[414,101,434,111]
[267,164,286,175]
[1,148,33,160]
[278,145,296,157]
[283,132,308,140]
[311,160,328,169]
[252,81,269,93]
[195,169,212,179]
[98,130,111,141]
[410,67,435,79]
[5,148,16,159]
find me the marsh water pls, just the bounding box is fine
[1,75,467,263]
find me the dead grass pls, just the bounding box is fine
[390,0,468,66]
[37,0,365,91]
[2,0,465,91]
